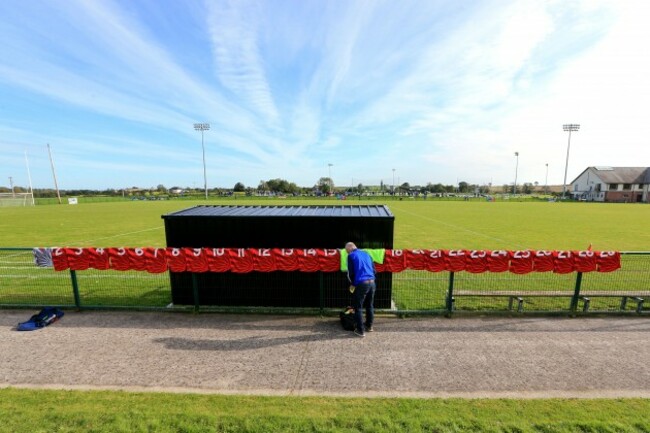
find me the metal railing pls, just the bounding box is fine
[1,248,648,315]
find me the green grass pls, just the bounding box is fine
[1,388,650,433]
[1,197,649,249]
[2,201,650,431]
[1,198,649,311]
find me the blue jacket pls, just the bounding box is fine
[347,249,376,286]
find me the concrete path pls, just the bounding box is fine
[1,310,649,398]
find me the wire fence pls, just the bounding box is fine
[1,248,648,315]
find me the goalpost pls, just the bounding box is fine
[0,193,35,206]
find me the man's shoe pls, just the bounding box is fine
[364,323,374,332]
[353,329,365,338]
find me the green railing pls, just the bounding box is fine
[1,248,648,315]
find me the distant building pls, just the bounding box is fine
[570,167,650,203]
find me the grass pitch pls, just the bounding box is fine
[1,197,648,250]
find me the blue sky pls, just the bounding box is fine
[1,0,649,190]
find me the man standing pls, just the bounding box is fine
[345,242,376,337]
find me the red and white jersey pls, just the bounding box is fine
[424,249,446,272]
[317,249,340,272]
[383,249,406,273]
[532,250,554,272]
[573,250,597,272]
[166,248,187,272]
[183,247,209,273]
[487,250,510,273]
[553,250,575,274]
[109,247,133,271]
[273,248,299,271]
[251,248,277,272]
[144,248,168,274]
[65,247,90,271]
[297,248,320,272]
[87,247,110,270]
[596,251,621,272]
[205,248,231,272]
[127,248,148,271]
[509,250,533,274]
[465,250,488,273]
[228,248,254,273]
[444,250,467,272]
[51,247,69,271]
[404,249,428,270]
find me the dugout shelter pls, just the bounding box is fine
[161,205,394,308]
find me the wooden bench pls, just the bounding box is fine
[451,290,646,313]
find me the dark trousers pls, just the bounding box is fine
[352,281,376,332]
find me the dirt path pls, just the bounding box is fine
[1,310,649,398]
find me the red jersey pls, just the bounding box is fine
[51,247,69,271]
[444,250,467,272]
[509,250,533,274]
[297,248,320,272]
[87,247,110,270]
[127,248,148,271]
[144,248,168,274]
[273,248,299,271]
[465,250,488,273]
[383,249,406,273]
[109,247,133,271]
[317,249,340,272]
[228,248,254,273]
[597,251,621,272]
[251,248,277,272]
[205,248,231,272]
[573,250,597,272]
[532,250,554,272]
[65,247,90,271]
[487,250,510,273]
[184,248,209,273]
[404,249,428,270]
[553,250,575,274]
[166,248,187,272]
[424,249,446,272]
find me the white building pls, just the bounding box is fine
[570,167,650,203]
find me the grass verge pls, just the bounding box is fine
[1,388,650,432]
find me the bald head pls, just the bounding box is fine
[345,242,357,253]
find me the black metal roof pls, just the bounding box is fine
[162,205,394,218]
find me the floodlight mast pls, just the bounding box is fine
[193,123,210,200]
[513,152,519,194]
[562,124,580,200]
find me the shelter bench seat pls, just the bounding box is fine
[451,290,646,313]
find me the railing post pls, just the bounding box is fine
[570,271,583,313]
[69,270,82,310]
[319,271,324,315]
[446,271,455,316]
[191,273,200,313]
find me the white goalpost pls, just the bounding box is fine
[0,192,35,206]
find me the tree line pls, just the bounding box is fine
[0,178,548,198]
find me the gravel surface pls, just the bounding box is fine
[1,310,649,398]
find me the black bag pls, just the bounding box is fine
[339,306,356,331]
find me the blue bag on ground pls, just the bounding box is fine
[17,307,64,331]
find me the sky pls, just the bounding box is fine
[1,0,649,191]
